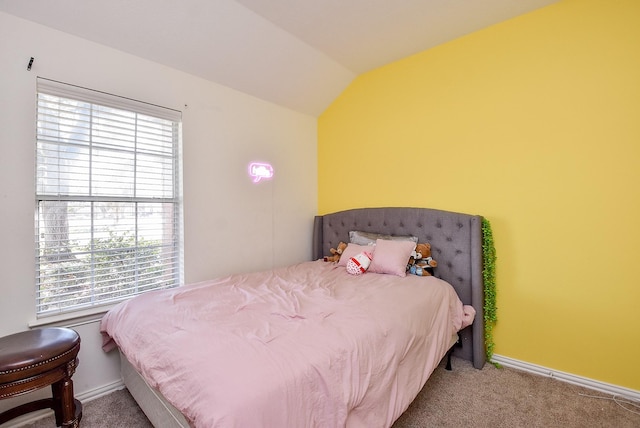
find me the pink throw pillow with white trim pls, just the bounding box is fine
[346,251,373,275]
[368,239,416,277]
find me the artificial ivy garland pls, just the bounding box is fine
[481,217,497,363]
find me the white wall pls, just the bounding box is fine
[0,11,317,415]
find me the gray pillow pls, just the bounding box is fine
[349,230,418,246]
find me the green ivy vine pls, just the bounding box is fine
[481,217,498,364]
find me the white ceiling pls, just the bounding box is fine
[0,0,558,116]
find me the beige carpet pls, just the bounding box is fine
[23,357,639,428]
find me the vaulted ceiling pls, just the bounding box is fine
[0,0,558,116]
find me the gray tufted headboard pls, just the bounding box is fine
[312,207,485,369]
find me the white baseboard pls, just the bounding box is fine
[491,354,640,402]
[9,379,125,427]
[77,378,126,403]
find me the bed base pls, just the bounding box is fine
[120,352,189,428]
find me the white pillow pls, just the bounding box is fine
[349,230,418,246]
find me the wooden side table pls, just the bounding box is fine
[0,327,82,427]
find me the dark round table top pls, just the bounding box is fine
[0,328,80,377]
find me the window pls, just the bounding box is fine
[35,78,182,316]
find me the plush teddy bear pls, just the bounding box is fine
[407,243,437,276]
[407,243,430,267]
[324,241,347,263]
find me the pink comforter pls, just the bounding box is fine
[100,260,475,427]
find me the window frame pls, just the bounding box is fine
[34,78,184,319]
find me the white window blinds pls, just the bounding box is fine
[35,78,182,316]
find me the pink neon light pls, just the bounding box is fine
[248,162,274,182]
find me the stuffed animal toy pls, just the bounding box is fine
[407,243,437,276]
[346,251,373,275]
[324,241,347,263]
[407,242,430,267]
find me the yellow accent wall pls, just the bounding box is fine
[318,0,640,390]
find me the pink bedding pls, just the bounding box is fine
[100,260,475,428]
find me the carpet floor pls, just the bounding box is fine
[22,357,639,427]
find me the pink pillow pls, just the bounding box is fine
[338,243,375,266]
[368,239,416,277]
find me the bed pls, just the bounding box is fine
[100,207,486,427]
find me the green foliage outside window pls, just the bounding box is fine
[38,232,165,313]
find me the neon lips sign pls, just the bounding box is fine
[248,162,274,183]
